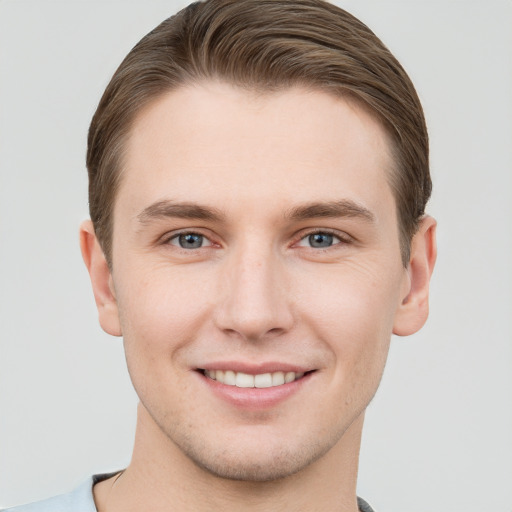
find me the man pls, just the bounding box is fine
[3,0,436,510]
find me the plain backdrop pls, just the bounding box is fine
[1,1,511,510]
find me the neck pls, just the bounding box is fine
[95,403,364,512]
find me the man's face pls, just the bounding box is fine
[104,83,411,480]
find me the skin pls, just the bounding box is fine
[81,82,436,512]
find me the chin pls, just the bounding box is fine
[186,445,327,482]
[168,425,339,483]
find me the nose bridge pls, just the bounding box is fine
[215,235,293,340]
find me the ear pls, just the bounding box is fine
[79,220,122,337]
[393,216,437,336]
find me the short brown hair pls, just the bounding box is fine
[87,0,431,266]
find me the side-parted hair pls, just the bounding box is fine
[87,0,431,266]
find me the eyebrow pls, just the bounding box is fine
[285,200,375,223]
[137,200,224,224]
[136,199,375,225]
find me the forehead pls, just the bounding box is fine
[119,82,395,221]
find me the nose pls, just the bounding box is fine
[214,242,294,342]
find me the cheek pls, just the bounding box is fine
[299,259,402,333]
[115,265,216,363]
[295,261,402,379]
[115,267,215,413]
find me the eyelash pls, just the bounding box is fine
[162,228,352,251]
[165,231,215,250]
[294,229,352,250]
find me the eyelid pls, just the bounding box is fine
[294,228,353,248]
[160,228,218,248]
[169,233,212,248]
[156,227,353,250]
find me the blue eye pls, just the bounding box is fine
[297,231,343,249]
[170,233,211,249]
[308,232,335,248]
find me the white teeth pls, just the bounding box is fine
[284,371,295,383]
[235,372,254,388]
[205,369,305,388]
[254,373,272,388]
[223,370,236,385]
[272,371,285,386]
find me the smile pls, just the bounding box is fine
[202,370,306,388]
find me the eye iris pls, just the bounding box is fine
[179,233,203,248]
[309,233,333,248]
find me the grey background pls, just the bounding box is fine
[1,1,511,510]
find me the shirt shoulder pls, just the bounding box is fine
[1,474,117,512]
[357,496,376,512]
[3,476,374,512]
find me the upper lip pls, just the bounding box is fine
[197,361,314,374]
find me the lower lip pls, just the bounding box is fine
[198,371,314,410]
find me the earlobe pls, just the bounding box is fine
[393,216,437,337]
[79,220,122,337]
